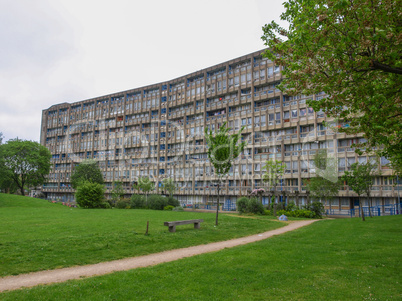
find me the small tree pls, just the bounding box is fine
[205,122,246,226]
[262,160,285,213]
[162,178,176,197]
[342,162,377,220]
[0,139,51,195]
[71,159,104,189]
[110,181,124,206]
[133,177,155,205]
[308,150,339,212]
[75,181,107,209]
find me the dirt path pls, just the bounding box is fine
[0,219,318,292]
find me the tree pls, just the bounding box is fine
[110,181,124,206]
[0,132,4,145]
[0,139,51,196]
[205,122,246,225]
[262,0,402,174]
[342,161,378,220]
[71,159,104,189]
[162,178,176,197]
[262,160,285,208]
[133,177,155,205]
[307,150,339,212]
[75,181,107,209]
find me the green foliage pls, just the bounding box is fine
[277,209,315,218]
[116,198,131,209]
[262,0,402,174]
[147,194,167,210]
[172,206,184,212]
[75,181,107,209]
[307,150,339,209]
[262,160,285,204]
[205,121,247,179]
[236,197,249,214]
[163,205,175,211]
[236,197,264,215]
[130,194,146,209]
[205,121,247,225]
[162,178,176,197]
[166,196,180,207]
[304,202,325,219]
[110,181,124,206]
[133,177,155,204]
[0,139,51,195]
[71,160,104,189]
[247,197,265,215]
[342,161,378,220]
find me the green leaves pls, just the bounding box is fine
[0,139,51,195]
[262,0,402,173]
[71,160,104,189]
[204,122,247,178]
[262,160,285,189]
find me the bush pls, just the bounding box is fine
[116,198,131,209]
[130,194,146,209]
[147,194,168,210]
[172,206,184,212]
[277,209,314,218]
[247,197,265,215]
[304,201,325,218]
[164,205,175,211]
[237,197,264,215]
[75,181,107,209]
[236,197,249,214]
[166,196,180,207]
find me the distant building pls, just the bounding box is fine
[40,49,399,215]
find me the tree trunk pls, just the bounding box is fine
[215,183,220,226]
[368,194,372,217]
[360,197,365,221]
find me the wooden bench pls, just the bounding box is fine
[164,219,204,233]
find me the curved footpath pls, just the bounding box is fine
[0,219,318,292]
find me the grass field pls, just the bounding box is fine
[0,193,284,276]
[1,214,401,300]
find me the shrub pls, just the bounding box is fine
[164,205,175,211]
[166,196,180,207]
[172,206,184,212]
[247,197,265,215]
[130,194,146,209]
[304,201,325,218]
[116,198,131,209]
[236,197,249,214]
[147,194,168,210]
[75,181,107,209]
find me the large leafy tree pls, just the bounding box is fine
[262,0,402,174]
[0,139,51,196]
[205,122,246,226]
[71,159,104,189]
[342,161,378,220]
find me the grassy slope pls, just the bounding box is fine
[0,193,283,276]
[1,215,401,300]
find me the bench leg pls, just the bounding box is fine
[169,225,176,233]
[194,222,200,229]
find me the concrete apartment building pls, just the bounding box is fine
[40,49,400,214]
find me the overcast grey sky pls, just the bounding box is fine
[0,0,286,142]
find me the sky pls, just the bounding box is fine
[0,0,286,143]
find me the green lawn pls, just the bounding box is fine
[0,193,284,276]
[2,214,401,300]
